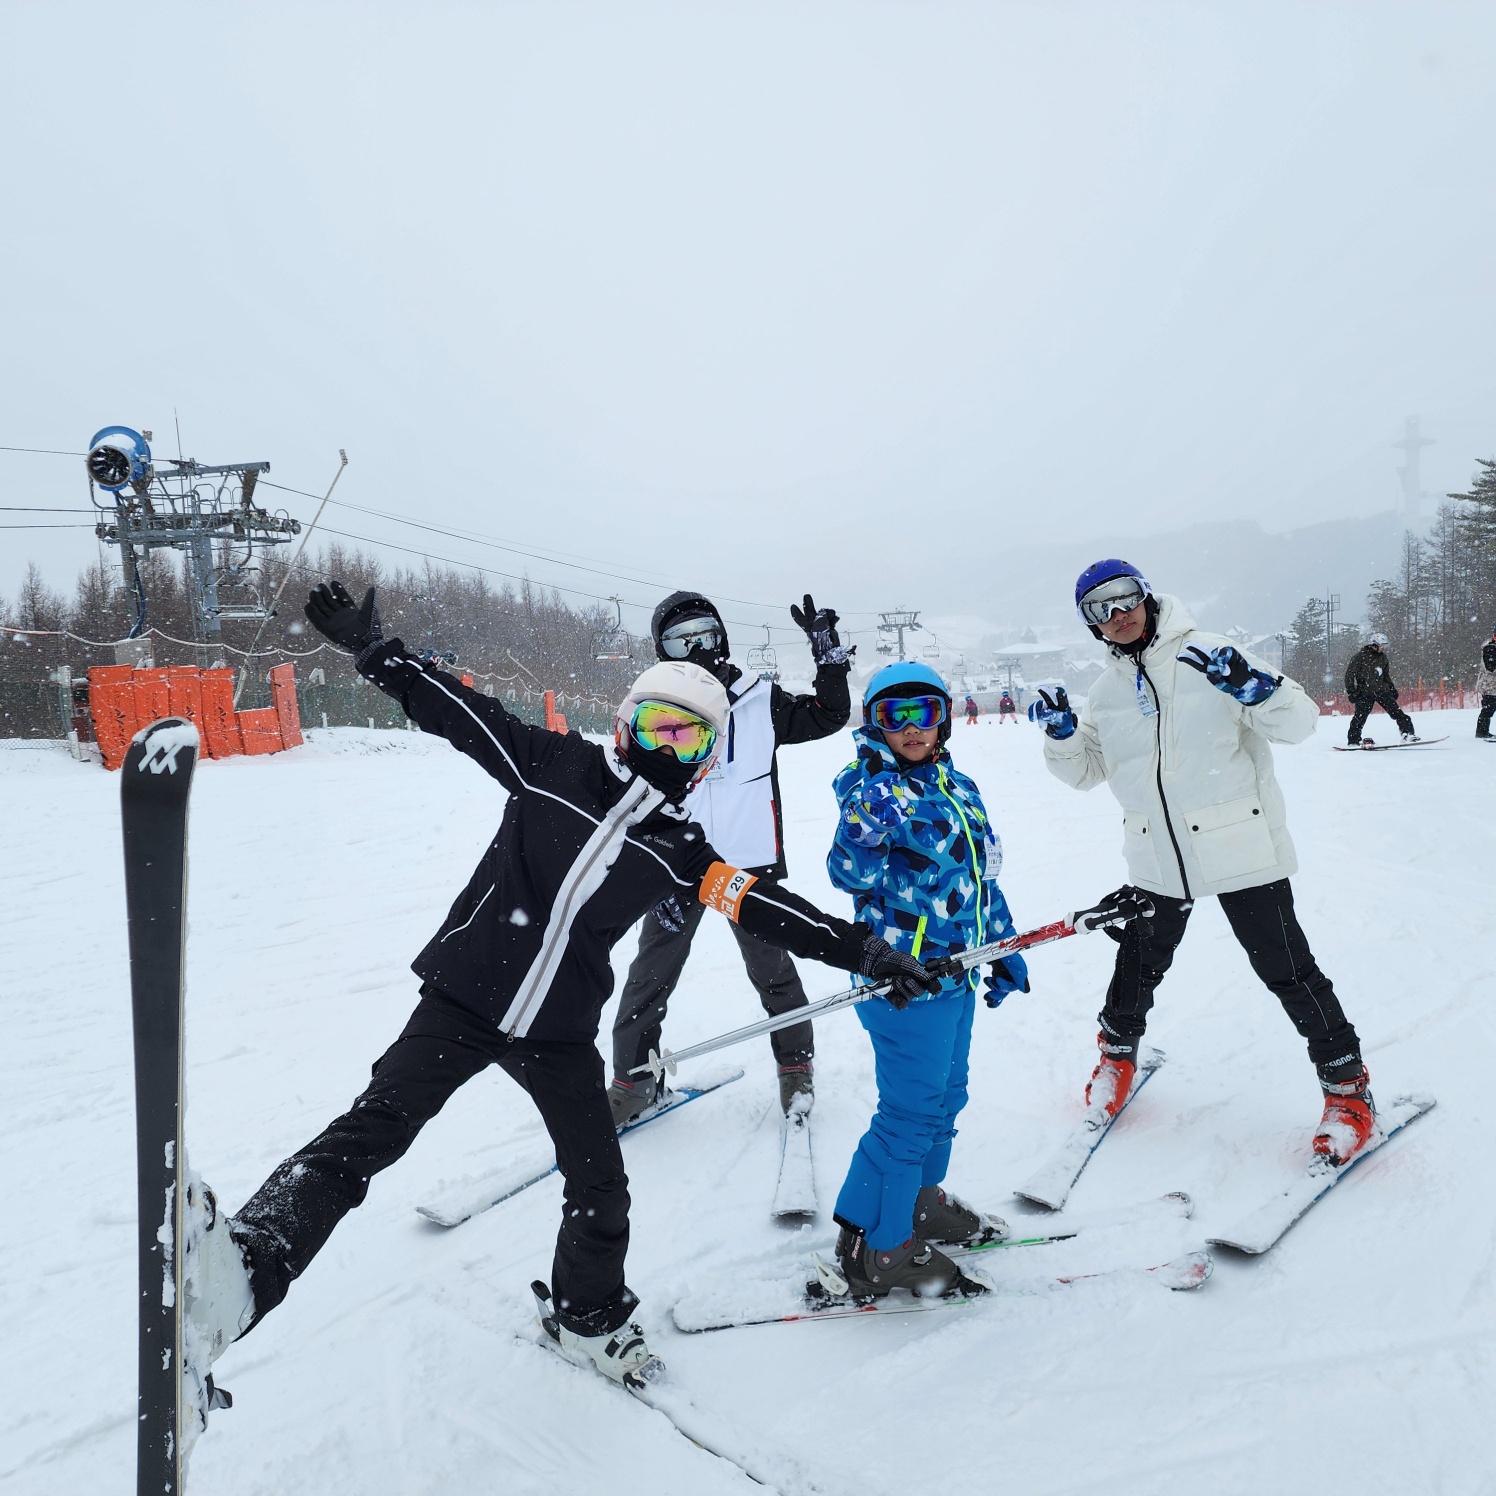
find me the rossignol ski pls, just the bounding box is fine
[122,719,200,1495]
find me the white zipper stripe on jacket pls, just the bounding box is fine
[440,881,495,942]
[502,775,663,1038]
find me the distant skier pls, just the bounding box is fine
[180,580,934,1416]
[1476,626,1496,739]
[998,690,1017,724]
[964,694,979,726]
[608,589,851,1124]
[1344,633,1417,746]
[1027,560,1375,1167]
[826,662,1029,1298]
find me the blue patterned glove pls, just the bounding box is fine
[1026,687,1077,740]
[652,895,687,933]
[843,774,911,846]
[1177,644,1279,705]
[983,953,1030,1008]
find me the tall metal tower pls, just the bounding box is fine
[877,609,922,660]
[86,426,301,654]
[1393,416,1434,524]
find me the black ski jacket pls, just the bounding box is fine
[357,640,868,1042]
[1345,646,1398,701]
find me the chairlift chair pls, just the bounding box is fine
[746,625,777,678]
[592,596,633,661]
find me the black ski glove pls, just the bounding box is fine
[306,581,383,655]
[859,934,941,1010]
[1177,644,1278,705]
[652,895,688,934]
[1073,885,1156,944]
[790,593,848,667]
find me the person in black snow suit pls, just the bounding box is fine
[1344,634,1417,746]
[177,580,937,1425]
[608,588,851,1123]
[1475,627,1496,739]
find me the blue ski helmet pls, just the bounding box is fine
[863,661,954,744]
[1074,559,1151,621]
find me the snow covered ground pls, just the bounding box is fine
[3,710,1491,1495]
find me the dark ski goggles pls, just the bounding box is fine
[630,700,719,763]
[1078,576,1147,626]
[870,695,947,732]
[659,617,724,659]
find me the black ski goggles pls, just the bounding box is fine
[659,617,724,660]
[1078,576,1148,626]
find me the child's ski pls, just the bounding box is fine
[416,1069,745,1227]
[122,719,200,1496]
[1014,1048,1166,1210]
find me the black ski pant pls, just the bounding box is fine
[611,897,813,1084]
[1347,691,1414,743]
[1098,879,1361,1074]
[232,986,635,1338]
[1477,694,1495,737]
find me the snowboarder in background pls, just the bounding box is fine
[1027,560,1375,1167]
[1344,633,1418,746]
[964,693,979,726]
[608,589,852,1124]
[998,690,1017,724]
[1475,627,1496,739]
[826,662,1029,1298]
[179,580,934,1414]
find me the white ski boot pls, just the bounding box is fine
[532,1281,662,1389]
[181,1179,255,1452]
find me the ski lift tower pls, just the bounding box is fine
[878,609,921,661]
[87,426,300,660]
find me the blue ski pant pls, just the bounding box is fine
[834,989,975,1250]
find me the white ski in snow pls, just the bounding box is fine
[1206,1092,1437,1254]
[771,1104,816,1218]
[950,1190,1194,1256]
[416,1069,745,1227]
[671,1250,1212,1332]
[1014,1047,1166,1210]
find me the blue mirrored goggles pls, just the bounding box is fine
[869,695,947,732]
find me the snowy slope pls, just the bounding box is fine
[2,714,1490,1495]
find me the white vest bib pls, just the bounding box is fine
[688,678,779,869]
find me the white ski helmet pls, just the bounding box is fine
[1368,632,1390,648]
[615,660,730,791]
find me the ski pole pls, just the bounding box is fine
[632,888,1153,1085]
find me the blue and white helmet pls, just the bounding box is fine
[863,661,954,744]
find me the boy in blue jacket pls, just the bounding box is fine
[827,663,1030,1297]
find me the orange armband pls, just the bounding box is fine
[698,861,758,923]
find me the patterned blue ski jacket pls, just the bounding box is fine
[827,727,1015,1001]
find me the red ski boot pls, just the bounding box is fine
[1312,1064,1377,1166]
[1085,1033,1137,1118]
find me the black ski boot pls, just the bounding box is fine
[607,1076,657,1128]
[777,1062,814,1116]
[830,1222,982,1300]
[912,1185,1008,1247]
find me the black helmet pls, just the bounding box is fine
[651,590,730,681]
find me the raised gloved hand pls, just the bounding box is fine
[305,580,383,655]
[652,895,688,934]
[790,593,848,667]
[1177,644,1279,705]
[1026,686,1077,740]
[983,953,1030,1009]
[859,934,942,1010]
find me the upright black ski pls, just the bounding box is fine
[123,718,199,1496]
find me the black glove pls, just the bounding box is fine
[1072,885,1156,943]
[790,593,848,667]
[859,934,941,1009]
[652,895,687,934]
[306,581,383,655]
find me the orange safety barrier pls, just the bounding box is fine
[87,662,302,769]
[544,688,568,734]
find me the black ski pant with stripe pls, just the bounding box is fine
[610,897,813,1085]
[232,986,635,1337]
[1097,879,1361,1076]
[1347,690,1414,743]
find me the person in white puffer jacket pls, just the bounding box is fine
[1027,559,1375,1167]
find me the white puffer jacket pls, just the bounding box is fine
[1043,595,1319,900]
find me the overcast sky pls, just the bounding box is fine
[2,1,1493,648]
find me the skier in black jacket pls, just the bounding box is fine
[180,581,936,1415]
[609,588,851,1124]
[1475,629,1496,739]
[1343,634,1417,746]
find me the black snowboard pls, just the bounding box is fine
[122,718,199,1495]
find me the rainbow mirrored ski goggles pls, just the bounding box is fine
[869,695,947,732]
[630,700,719,763]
